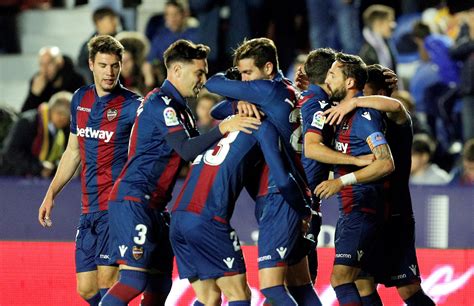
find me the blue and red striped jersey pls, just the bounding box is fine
[172,120,312,222]
[110,80,199,210]
[205,71,307,197]
[70,84,141,214]
[298,84,334,191]
[333,107,387,214]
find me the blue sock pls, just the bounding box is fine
[261,285,297,305]
[404,289,435,306]
[86,292,101,306]
[193,301,205,306]
[100,270,147,305]
[229,301,250,306]
[288,284,322,306]
[361,291,382,306]
[333,283,362,306]
[141,273,172,306]
[99,288,109,297]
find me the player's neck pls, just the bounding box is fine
[340,89,358,104]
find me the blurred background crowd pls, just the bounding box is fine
[0,0,473,187]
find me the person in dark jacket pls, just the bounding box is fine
[22,46,84,113]
[2,91,72,177]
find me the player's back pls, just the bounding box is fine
[110,81,199,210]
[172,130,261,223]
[384,117,414,218]
[71,84,141,213]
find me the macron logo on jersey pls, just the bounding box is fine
[77,126,114,143]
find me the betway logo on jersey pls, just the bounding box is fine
[76,126,114,143]
[335,140,348,154]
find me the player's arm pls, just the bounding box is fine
[210,99,237,120]
[324,96,409,125]
[304,132,373,167]
[165,115,261,162]
[315,133,395,199]
[205,73,273,107]
[38,133,81,227]
[255,122,312,217]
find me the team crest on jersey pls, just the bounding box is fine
[106,108,118,121]
[311,111,326,129]
[163,107,179,126]
[132,246,144,260]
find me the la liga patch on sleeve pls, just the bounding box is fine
[311,111,326,129]
[163,107,179,126]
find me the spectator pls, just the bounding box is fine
[410,134,451,185]
[116,31,150,96]
[22,46,85,113]
[306,0,361,55]
[77,7,119,83]
[360,4,397,71]
[448,3,474,141]
[1,91,72,178]
[449,138,474,186]
[195,91,219,133]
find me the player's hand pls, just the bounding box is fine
[295,66,309,91]
[354,153,375,167]
[324,98,357,125]
[237,101,264,120]
[219,115,261,134]
[31,73,47,96]
[38,193,54,227]
[315,179,343,199]
[383,68,398,90]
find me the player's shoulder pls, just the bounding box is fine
[355,107,384,122]
[143,88,174,109]
[118,85,142,104]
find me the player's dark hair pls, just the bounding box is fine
[233,37,279,74]
[88,35,124,62]
[412,21,431,40]
[366,64,393,96]
[92,7,117,24]
[335,52,368,91]
[363,4,394,28]
[304,48,336,85]
[163,39,210,69]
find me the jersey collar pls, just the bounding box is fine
[161,80,187,106]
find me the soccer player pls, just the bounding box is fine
[170,119,313,306]
[37,35,142,305]
[324,64,435,306]
[101,39,260,305]
[296,48,374,294]
[314,53,395,306]
[205,37,319,305]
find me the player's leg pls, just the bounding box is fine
[355,277,382,306]
[216,273,251,304]
[75,214,101,305]
[256,194,299,305]
[141,211,174,306]
[331,212,378,306]
[95,211,119,297]
[286,256,321,306]
[190,278,222,305]
[100,200,154,305]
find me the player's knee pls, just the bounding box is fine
[221,283,251,301]
[77,283,98,300]
[397,283,422,300]
[355,279,376,296]
[330,265,358,287]
[97,268,119,288]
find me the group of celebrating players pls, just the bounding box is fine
[37,34,435,306]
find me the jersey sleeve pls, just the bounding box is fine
[254,121,312,217]
[355,108,388,150]
[210,99,237,120]
[301,99,325,136]
[205,73,275,107]
[69,90,81,134]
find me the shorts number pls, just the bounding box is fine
[229,230,241,252]
[203,131,239,166]
[133,224,147,245]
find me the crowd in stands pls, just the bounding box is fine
[0,0,473,187]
